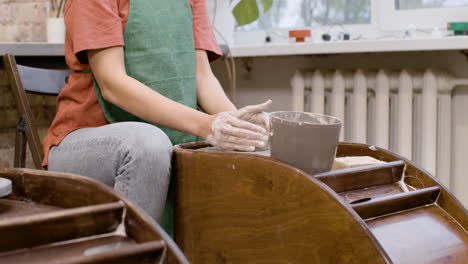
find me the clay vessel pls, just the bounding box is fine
[269,111,342,175]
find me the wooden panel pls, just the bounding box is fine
[339,183,406,204]
[0,199,60,219]
[60,241,165,264]
[0,202,124,252]
[0,168,26,200]
[336,142,468,231]
[124,205,188,264]
[367,205,468,263]
[352,186,440,219]
[0,236,132,263]
[0,168,119,208]
[315,160,405,193]
[0,168,189,264]
[174,146,389,263]
[4,54,44,168]
[174,142,467,263]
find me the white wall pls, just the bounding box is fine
[211,50,468,206]
[452,86,468,206]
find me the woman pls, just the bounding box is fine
[43,0,271,235]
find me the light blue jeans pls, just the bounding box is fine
[48,122,173,222]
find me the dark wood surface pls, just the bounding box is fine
[174,142,389,263]
[0,199,60,219]
[58,241,166,264]
[336,142,468,231]
[0,168,189,264]
[0,236,133,263]
[367,205,468,263]
[13,127,27,168]
[1,142,465,263]
[338,183,407,203]
[315,160,405,193]
[352,186,440,219]
[0,202,124,252]
[174,141,467,263]
[0,168,119,207]
[4,54,45,169]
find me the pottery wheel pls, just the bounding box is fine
[199,147,270,157]
[0,177,12,198]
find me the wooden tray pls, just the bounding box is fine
[0,168,188,264]
[173,142,467,263]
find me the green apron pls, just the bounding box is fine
[93,0,198,238]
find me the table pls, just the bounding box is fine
[0,43,66,69]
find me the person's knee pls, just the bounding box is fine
[122,123,173,166]
[111,123,172,220]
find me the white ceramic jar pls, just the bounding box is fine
[47,17,65,43]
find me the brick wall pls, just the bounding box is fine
[0,0,48,42]
[0,70,56,168]
[1,0,52,168]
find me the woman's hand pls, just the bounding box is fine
[206,100,272,152]
[232,100,272,134]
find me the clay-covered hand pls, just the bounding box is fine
[206,112,269,152]
[231,100,272,150]
[231,100,272,133]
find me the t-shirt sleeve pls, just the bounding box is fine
[191,0,222,62]
[67,0,124,64]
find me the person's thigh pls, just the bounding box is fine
[48,122,173,221]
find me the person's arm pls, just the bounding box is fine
[195,49,272,132]
[87,46,267,151]
[195,50,236,114]
[88,46,214,139]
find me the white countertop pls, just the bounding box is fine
[229,36,468,57]
[0,43,64,56]
[2,37,468,58]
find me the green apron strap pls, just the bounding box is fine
[74,70,91,73]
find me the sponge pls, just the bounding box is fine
[332,156,384,170]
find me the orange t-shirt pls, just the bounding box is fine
[42,0,222,166]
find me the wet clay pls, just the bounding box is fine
[270,112,342,175]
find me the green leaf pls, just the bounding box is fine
[232,0,260,26]
[261,0,273,12]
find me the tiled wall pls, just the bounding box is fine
[1,0,51,168]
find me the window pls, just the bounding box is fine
[396,0,468,10]
[237,0,371,31]
[379,0,468,30]
[209,0,468,46]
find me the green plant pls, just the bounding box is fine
[232,0,273,26]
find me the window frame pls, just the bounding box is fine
[210,0,468,46]
[378,0,468,30]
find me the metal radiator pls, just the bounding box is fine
[291,69,468,191]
